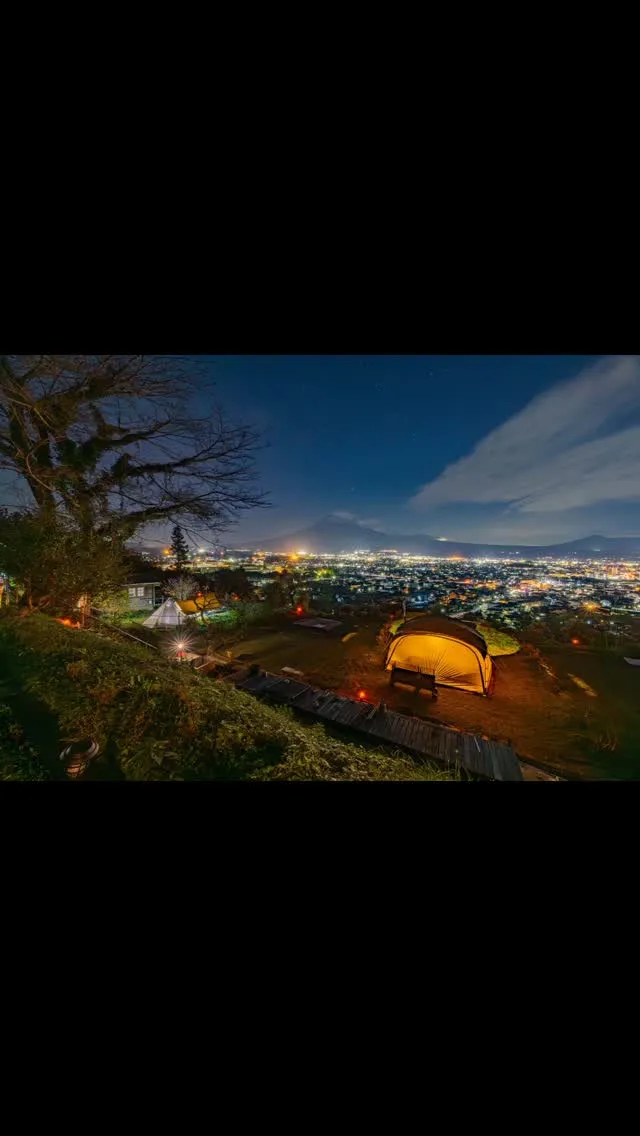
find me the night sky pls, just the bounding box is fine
[3,355,640,548]
[187,354,640,548]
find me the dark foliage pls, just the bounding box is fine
[171,523,189,568]
[0,354,267,541]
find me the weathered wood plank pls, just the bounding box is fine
[376,718,400,744]
[293,689,315,710]
[490,741,524,782]
[421,724,437,757]
[393,716,410,746]
[234,667,525,780]
[405,719,422,752]
[354,705,374,728]
[258,675,286,693]
[266,679,293,698]
[391,720,408,748]
[336,702,359,725]
[320,697,344,722]
[463,733,481,776]
[476,740,495,780]
[403,718,416,748]
[442,732,456,765]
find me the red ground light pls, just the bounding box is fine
[358,690,367,700]
[571,638,580,645]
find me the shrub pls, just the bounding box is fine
[0,703,54,781]
[476,623,520,656]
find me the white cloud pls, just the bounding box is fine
[410,356,640,514]
[331,510,383,530]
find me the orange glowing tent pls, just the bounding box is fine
[385,615,494,696]
[177,592,222,615]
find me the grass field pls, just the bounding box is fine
[542,646,640,779]
[219,620,640,779]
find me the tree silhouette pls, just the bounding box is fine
[171,524,189,568]
[0,355,266,540]
[212,567,253,602]
[0,508,125,613]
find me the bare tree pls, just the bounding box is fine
[0,355,267,540]
[163,574,194,601]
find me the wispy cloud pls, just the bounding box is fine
[410,356,640,514]
[331,510,383,529]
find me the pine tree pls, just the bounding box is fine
[171,524,189,568]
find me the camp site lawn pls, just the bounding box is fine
[541,645,640,779]
[226,619,378,689]
[221,620,640,780]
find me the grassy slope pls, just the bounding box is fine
[0,614,455,782]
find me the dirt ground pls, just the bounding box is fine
[222,621,640,779]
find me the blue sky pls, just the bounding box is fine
[193,354,640,546]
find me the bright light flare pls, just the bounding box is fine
[358,690,367,700]
[170,632,194,658]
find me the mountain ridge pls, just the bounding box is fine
[252,516,640,559]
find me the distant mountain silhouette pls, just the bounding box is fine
[254,516,640,559]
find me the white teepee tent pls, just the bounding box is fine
[143,597,190,629]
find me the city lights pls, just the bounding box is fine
[146,542,640,639]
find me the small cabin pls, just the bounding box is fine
[124,579,162,610]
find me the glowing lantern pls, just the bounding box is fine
[60,739,100,779]
[571,638,580,645]
[358,690,367,700]
[296,605,303,614]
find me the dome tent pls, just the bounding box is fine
[142,597,190,629]
[177,592,222,616]
[385,615,493,696]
